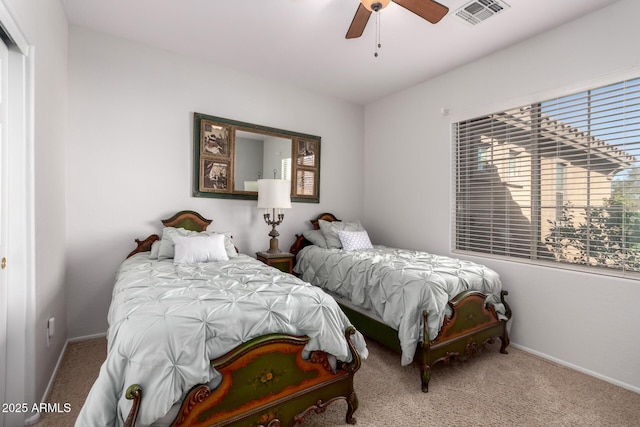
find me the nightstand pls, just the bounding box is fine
[256,251,295,274]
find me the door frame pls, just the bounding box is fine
[0,32,9,427]
[0,2,35,426]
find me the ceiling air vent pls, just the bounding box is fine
[455,0,510,26]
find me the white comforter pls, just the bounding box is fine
[294,245,506,366]
[76,253,367,427]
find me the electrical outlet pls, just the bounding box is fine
[46,317,55,347]
[48,317,55,336]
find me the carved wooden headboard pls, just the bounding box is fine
[290,212,341,256]
[126,210,212,258]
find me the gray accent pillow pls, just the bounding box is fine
[318,219,365,249]
[303,229,328,248]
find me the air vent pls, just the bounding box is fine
[455,0,510,25]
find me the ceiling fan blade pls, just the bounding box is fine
[346,3,372,39]
[392,0,449,24]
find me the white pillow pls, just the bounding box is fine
[158,227,237,260]
[158,227,191,260]
[172,234,229,264]
[338,230,373,251]
[149,240,161,259]
[217,231,239,258]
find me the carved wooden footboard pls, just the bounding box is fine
[418,289,511,392]
[336,290,511,392]
[125,327,361,427]
[291,212,513,393]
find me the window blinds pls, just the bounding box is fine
[454,77,640,276]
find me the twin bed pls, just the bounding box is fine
[77,211,365,427]
[290,213,512,392]
[79,210,512,426]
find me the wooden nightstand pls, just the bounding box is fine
[256,251,295,274]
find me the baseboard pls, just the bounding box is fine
[23,340,69,426]
[511,343,640,394]
[25,332,107,426]
[68,331,107,343]
[24,413,40,426]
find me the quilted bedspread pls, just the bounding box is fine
[76,253,368,427]
[294,245,506,366]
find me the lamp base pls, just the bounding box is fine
[266,237,280,254]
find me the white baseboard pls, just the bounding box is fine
[24,413,40,426]
[511,343,640,394]
[26,333,107,426]
[23,340,68,426]
[68,331,107,343]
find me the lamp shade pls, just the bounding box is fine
[257,179,292,209]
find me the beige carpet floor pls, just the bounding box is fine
[36,338,640,426]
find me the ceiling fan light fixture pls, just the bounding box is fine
[361,0,391,12]
[346,0,448,40]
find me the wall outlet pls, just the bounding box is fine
[46,317,55,347]
[48,317,55,336]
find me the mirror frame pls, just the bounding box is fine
[193,112,321,203]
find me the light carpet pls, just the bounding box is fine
[36,338,639,426]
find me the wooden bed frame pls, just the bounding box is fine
[290,213,513,393]
[122,210,361,427]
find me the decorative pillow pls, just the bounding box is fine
[172,234,229,264]
[157,227,238,260]
[318,219,365,249]
[302,229,328,248]
[149,240,160,259]
[215,231,239,258]
[338,230,373,251]
[157,227,187,260]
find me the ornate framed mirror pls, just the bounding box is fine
[193,113,320,203]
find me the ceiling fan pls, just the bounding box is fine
[346,0,449,39]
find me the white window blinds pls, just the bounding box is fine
[454,77,640,277]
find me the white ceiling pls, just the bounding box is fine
[62,0,620,105]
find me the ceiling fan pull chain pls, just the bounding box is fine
[374,11,381,57]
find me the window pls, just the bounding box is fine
[281,157,291,180]
[454,77,640,276]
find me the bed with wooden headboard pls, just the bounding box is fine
[77,210,365,427]
[290,212,512,393]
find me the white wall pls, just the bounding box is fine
[1,0,67,421]
[364,0,640,391]
[66,27,365,338]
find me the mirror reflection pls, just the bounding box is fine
[234,131,292,192]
